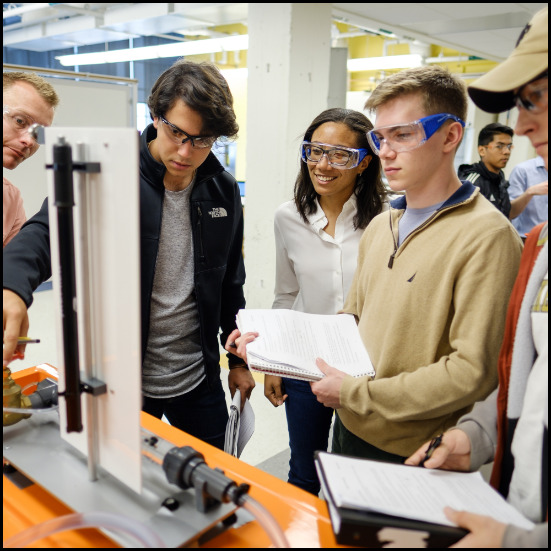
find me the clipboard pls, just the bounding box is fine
[315,452,468,548]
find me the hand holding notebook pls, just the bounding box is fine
[235,309,375,382]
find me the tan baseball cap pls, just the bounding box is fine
[468,7,548,113]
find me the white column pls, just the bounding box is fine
[464,100,496,165]
[244,2,333,308]
[498,109,536,179]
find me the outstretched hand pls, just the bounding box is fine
[224,328,259,364]
[3,290,29,366]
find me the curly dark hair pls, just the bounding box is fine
[147,59,238,139]
[294,108,387,230]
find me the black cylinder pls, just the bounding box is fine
[163,446,237,503]
[53,140,82,433]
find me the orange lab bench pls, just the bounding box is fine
[3,366,348,548]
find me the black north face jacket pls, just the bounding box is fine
[139,124,246,382]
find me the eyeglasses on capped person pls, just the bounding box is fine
[301,141,369,169]
[160,116,216,149]
[513,73,548,114]
[3,105,40,143]
[366,113,465,156]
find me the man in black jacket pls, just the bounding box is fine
[3,60,255,449]
[458,122,514,217]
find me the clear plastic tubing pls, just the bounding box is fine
[2,511,166,548]
[239,494,291,548]
[3,405,59,415]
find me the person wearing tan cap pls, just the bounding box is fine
[407,7,548,548]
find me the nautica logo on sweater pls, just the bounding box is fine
[209,207,228,218]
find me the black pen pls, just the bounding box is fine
[420,433,443,467]
[228,341,237,349]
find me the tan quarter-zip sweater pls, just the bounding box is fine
[339,183,523,457]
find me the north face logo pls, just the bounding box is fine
[209,207,228,218]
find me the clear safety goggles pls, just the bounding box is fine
[366,113,465,156]
[3,105,39,143]
[301,141,369,169]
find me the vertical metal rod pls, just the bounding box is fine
[74,141,100,480]
[53,136,82,433]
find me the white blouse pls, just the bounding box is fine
[272,196,368,315]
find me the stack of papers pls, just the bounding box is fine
[224,389,255,458]
[236,309,374,382]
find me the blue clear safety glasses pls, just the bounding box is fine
[366,113,465,156]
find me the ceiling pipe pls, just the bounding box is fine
[425,56,471,63]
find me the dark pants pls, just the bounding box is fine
[142,376,228,450]
[284,377,334,495]
[332,414,407,464]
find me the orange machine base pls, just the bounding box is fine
[3,366,347,548]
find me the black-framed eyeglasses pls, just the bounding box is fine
[160,116,216,149]
[513,75,548,114]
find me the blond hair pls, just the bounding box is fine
[3,71,60,109]
[365,66,467,121]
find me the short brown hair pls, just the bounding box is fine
[365,66,467,122]
[147,60,238,139]
[3,71,60,109]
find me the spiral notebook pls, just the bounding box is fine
[236,309,375,382]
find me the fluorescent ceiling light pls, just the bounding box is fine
[57,34,249,66]
[347,54,423,72]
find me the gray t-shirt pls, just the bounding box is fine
[398,200,445,246]
[142,182,205,398]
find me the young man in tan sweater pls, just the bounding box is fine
[310,65,523,462]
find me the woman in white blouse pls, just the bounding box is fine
[268,108,387,494]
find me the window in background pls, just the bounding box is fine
[212,139,237,178]
[136,102,150,134]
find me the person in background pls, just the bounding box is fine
[407,7,548,548]
[3,71,59,247]
[263,108,386,495]
[508,155,548,238]
[458,122,514,218]
[307,65,522,463]
[3,60,255,449]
